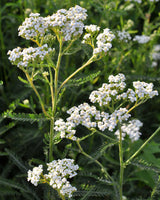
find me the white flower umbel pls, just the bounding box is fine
[7,44,54,67]
[93,28,115,55]
[89,73,126,106]
[54,103,101,140]
[44,158,79,198]
[54,119,77,141]
[133,81,158,98]
[115,119,143,142]
[54,73,158,141]
[149,0,159,2]
[133,35,150,44]
[18,13,48,40]
[98,108,131,132]
[117,30,131,42]
[85,24,100,33]
[27,165,43,186]
[116,88,137,103]
[125,0,142,3]
[45,5,87,41]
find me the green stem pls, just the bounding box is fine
[76,139,119,197]
[24,70,50,118]
[125,126,160,166]
[49,38,63,162]
[57,190,66,200]
[49,119,54,162]
[118,124,124,200]
[58,55,96,92]
[49,66,54,114]
[62,39,75,55]
[76,140,113,182]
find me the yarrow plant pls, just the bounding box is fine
[7,5,116,200]
[7,4,160,200]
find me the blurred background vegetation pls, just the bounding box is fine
[0,0,160,199]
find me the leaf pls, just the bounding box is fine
[53,131,62,144]
[0,139,6,144]
[18,76,28,84]
[66,71,101,87]
[0,122,16,136]
[3,112,48,123]
[0,178,28,192]
[5,149,28,172]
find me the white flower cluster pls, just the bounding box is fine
[18,5,87,41]
[93,28,115,55]
[133,35,150,44]
[117,30,131,42]
[54,103,101,140]
[133,81,158,98]
[18,13,48,40]
[85,24,100,32]
[116,88,137,102]
[125,0,142,3]
[82,25,115,55]
[82,24,100,44]
[151,44,160,67]
[44,159,79,198]
[27,165,43,186]
[98,108,131,132]
[7,44,54,67]
[45,5,87,41]
[27,159,78,198]
[115,119,143,142]
[54,74,158,141]
[89,73,126,106]
[149,0,159,2]
[54,119,76,140]
[55,105,131,139]
[125,0,159,2]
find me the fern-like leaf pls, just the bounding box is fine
[3,112,48,123]
[131,158,160,173]
[0,122,16,136]
[0,178,28,192]
[66,71,101,87]
[5,149,28,172]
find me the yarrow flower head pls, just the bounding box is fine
[85,24,100,33]
[115,119,143,142]
[93,28,115,55]
[117,30,131,42]
[82,26,115,55]
[133,81,158,98]
[133,35,150,44]
[44,159,79,198]
[125,0,142,3]
[7,44,54,67]
[27,165,43,186]
[150,44,160,67]
[89,73,126,106]
[45,5,87,41]
[18,13,48,40]
[27,159,79,198]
